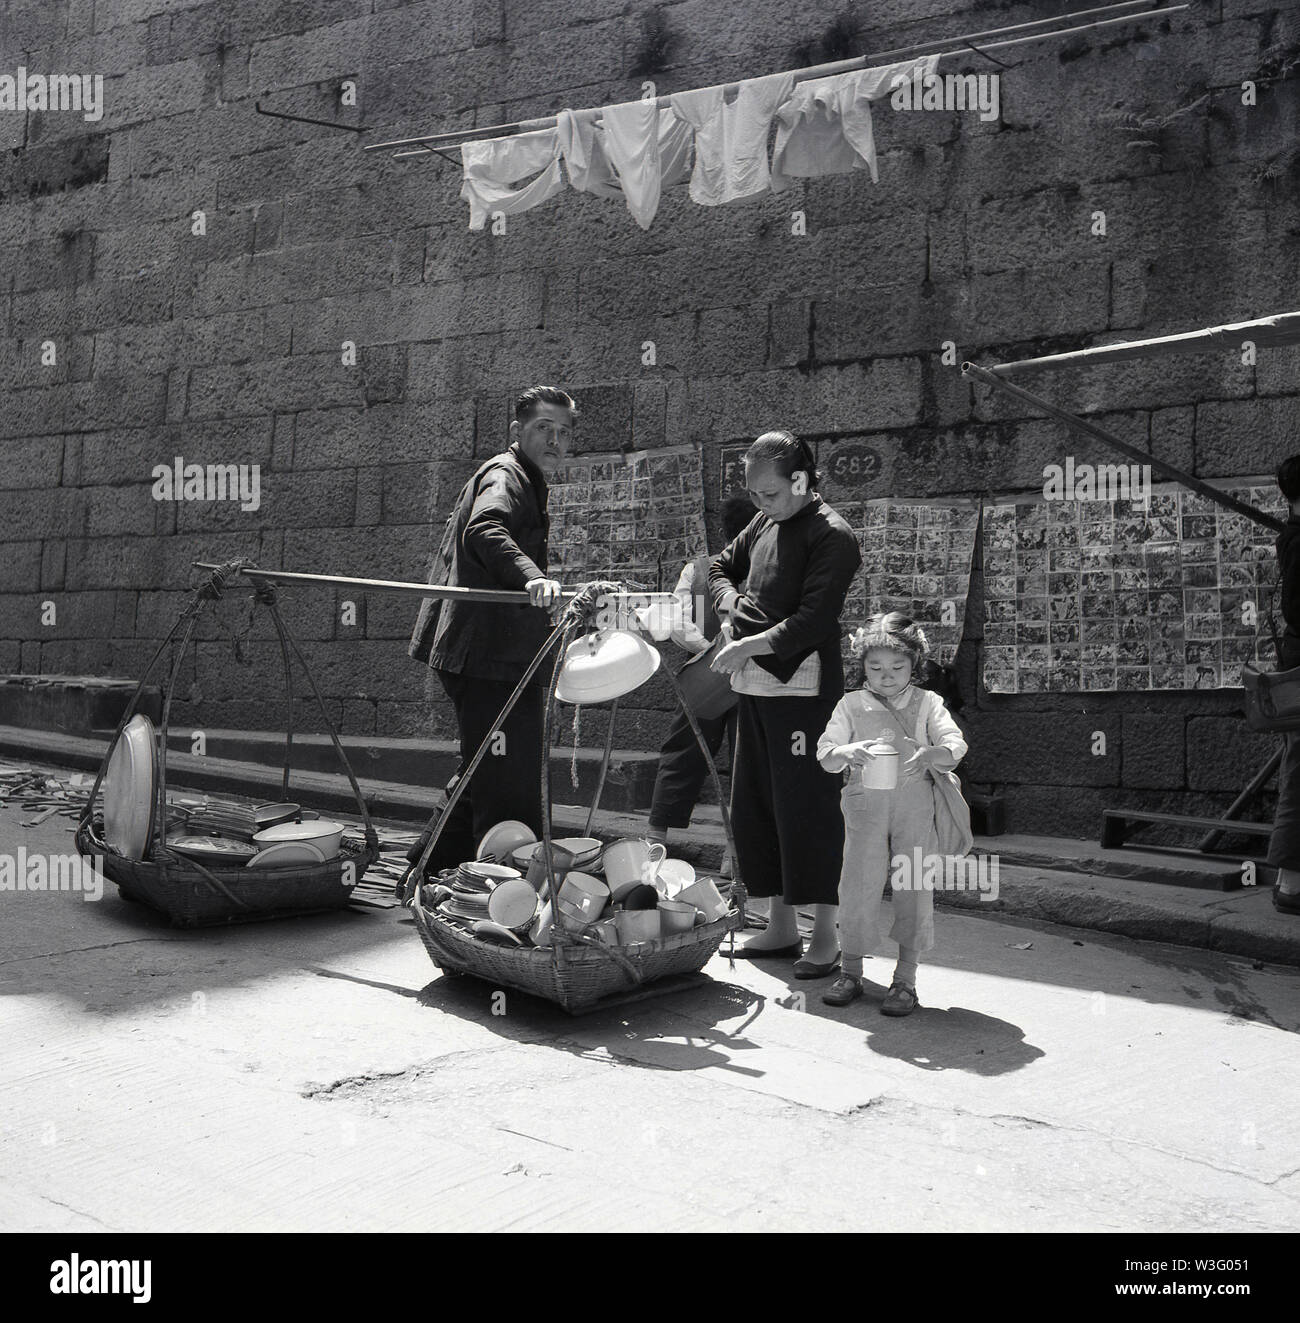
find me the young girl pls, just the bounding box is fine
[815,613,968,1015]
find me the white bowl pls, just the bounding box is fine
[555,630,661,705]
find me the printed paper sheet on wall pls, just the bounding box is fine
[838,498,982,666]
[981,482,1285,694]
[549,444,709,590]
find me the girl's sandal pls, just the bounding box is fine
[821,974,863,1006]
[881,982,920,1017]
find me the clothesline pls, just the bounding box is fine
[366,0,1186,158]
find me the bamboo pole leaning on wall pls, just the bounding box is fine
[990,312,1300,377]
[960,363,1286,532]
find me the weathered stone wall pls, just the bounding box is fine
[1,0,1298,835]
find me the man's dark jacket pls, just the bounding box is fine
[408,443,552,683]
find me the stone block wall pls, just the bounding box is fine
[1,0,1298,834]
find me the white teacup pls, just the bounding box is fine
[677,877,729,924]
[655,858,696,897]
[602,837,668,900]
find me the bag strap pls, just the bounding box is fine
[868,687,927,750]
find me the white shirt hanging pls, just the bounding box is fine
[770,54,940,190]
[670,71,795,206]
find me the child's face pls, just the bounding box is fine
[864,647,913,695]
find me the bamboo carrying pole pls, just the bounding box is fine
[366,0,1186,156]
[190,562,677,607]
[990,312,1300,376]
[960,362,1286,532]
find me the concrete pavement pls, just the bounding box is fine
[1,785,1298,1232]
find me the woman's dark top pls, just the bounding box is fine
[708,494,861,700]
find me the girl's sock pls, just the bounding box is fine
[894,947,919,989]
[842,954,864,980]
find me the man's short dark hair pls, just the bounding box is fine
[515,385,577,425]
[1278,455,1300,504]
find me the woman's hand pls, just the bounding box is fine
[709,634,754,676]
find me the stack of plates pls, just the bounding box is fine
[439,861,522,922]
[165,834,258,865]
[453,861,520,893]
[438,893,490,921]
[185,802,258,842]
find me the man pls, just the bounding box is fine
[408,386,576,870]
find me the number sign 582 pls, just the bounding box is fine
[829,444,882,486]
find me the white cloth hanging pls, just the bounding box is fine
[669,71,795,206]
[460,128,564,230]
[592,100,694,228]
[556,109,622,199]
[770,54,941,190]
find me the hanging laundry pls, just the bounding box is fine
[460,128,564,231]
[599,100,694,229]
[770,54,941,191]
[556,109,622,200]
[669,71,795,207]
[558,103,693,227]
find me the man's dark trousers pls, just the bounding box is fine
[427,669,545,870]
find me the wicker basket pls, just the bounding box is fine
[410,884,742,1013]
[74,560,383,930]
[78,815,377,928]
[401,586,748,1014]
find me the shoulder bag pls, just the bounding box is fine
[874,690,973,857]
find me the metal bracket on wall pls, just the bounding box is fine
[253,100,369,133]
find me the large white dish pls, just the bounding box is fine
[103,714,157,861]
[555,630,661,705]
[476,819,537,863]
[247,840,328,870]
[252,820,345,858]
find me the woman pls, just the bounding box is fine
[708,430,862,976]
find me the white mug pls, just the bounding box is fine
[602,837,668,900]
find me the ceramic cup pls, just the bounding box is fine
[530,902,554,947]
[676,877,729,924]
[658,899,697,935]
[655,858,696,897]
[615,908,662,945]
[525,843,577,892]
[555,871,610,932]
[585,917,619,946]
[603,838,668,900]
[859,742,899,790]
